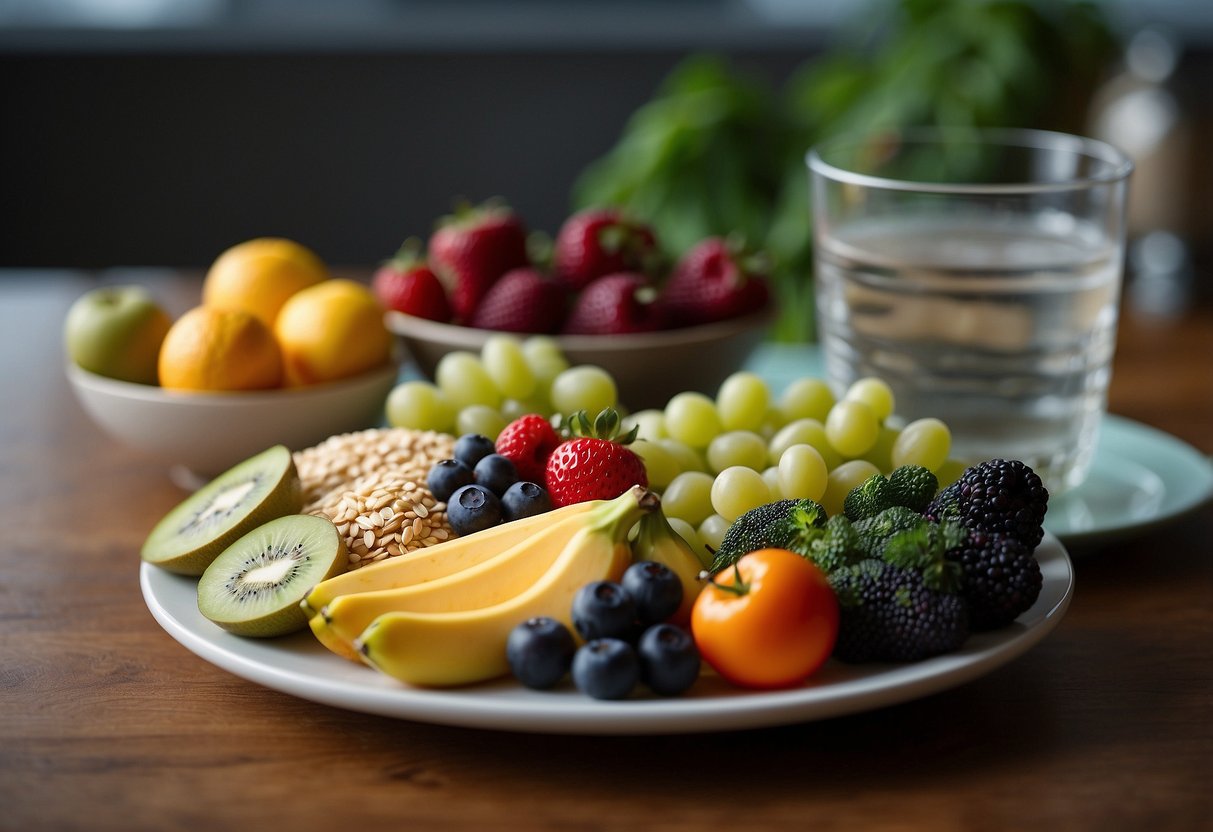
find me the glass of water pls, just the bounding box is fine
[808,128,1132,493]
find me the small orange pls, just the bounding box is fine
[158,306,283,391]
[202,238,328,327]
[274,279,392,386]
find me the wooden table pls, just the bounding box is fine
[3,271,1210,832]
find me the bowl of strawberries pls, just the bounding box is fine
[376,201,775,410]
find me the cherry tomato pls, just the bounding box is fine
[690,548,839,689]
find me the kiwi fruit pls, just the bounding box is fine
[197,514,348,637]
[141,445,303,575]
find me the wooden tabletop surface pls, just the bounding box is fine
[2,270,1210,832]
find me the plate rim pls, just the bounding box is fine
[140,534,1074,735]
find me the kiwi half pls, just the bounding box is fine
[198,514,348,637]
[141,445,303,576]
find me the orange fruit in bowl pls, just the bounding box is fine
[202,238,328,327]
[274,279,392,386]
[158,306,284,391]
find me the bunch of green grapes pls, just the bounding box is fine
[385,334,619,441]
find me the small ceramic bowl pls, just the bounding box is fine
[67,362,398,483]
[385,310,775,410]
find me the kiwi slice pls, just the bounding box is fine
[198,514,348,637]
[141,445,303,576]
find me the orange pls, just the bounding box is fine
[202,238,328,327]
[274,279,392,386]
[158,306,283,391]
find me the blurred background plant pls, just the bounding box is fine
[573,0,1118,341]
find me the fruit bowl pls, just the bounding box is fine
[385,310,775,410]
[66,362,398,483]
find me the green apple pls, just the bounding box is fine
[64,285,173,385]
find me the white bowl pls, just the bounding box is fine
[385,310,775,410]
[67,362,398,481]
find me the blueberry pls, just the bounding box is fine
[447,484,501,535]
[426,459,475,503]
[506,617,576,689]
[621,561,683,625]
[571,581,637,642]
[637,623,700,696]
[501,481,553,522]
[453,433,497,468]
[473,453,517,496]
[571,638,639,700]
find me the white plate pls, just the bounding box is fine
[140,534,1073,735]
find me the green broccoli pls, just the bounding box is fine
[711,498,826,572]
[887,465,939,513]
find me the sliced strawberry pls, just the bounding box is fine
[553,208,660,291]
[659,236,771,327]
[469,267,568,333]
[371,239,452,322]
[428,200,530,322]
[544,409,648,507]
[495,413,562,484]
[562,272,665,335]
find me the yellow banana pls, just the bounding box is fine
[356,486,657,687]
[632,507,706,624]
[316,505,603,656]
[300,500,597,617]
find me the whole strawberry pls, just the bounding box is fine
[660,236,771,326]
[562,272,665,335]
[371,239,452,322]
[545,409,648,507]
[470,267,568,333]
[428,200,530,322]
[495,413,562,484]
[553,208,660,291]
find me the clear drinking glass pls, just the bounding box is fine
[808,128,1132,493]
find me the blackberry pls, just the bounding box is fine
[829,559,969,663]
[947,531,1042,630]
[927,459,1048,549]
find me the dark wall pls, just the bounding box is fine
[1,49,808,268]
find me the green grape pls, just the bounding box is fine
[768,418,842,469]
[385,381,455,433]
[820,459,881,517]
[622,409,667,441]
[778,377,835,422]
[892,418,952,472]
[843,377,895,422]
[761,466,783,500]
[706,430,768,473]
[664,392,722,449]
[710,466,771,523]
[435,350,500,410]
[935,458,966,488]
[631,438,680,490]
[521,336,570,389]
[660,471,715,526]
[715,372,770,432]
[861,426,901,474]
[777,444,828,501]
[455,404,508,441]
[697,514,731,555]
[825,399,879,458]
[667,517,709,567]
[480,335,536,400]
[658,438,707,474]
[549,365,617,417]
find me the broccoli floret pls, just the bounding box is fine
[711,498,826,572]
[853,506,927,558]
[887,465,939,513]
[829,559,970,663]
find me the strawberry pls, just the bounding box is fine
[553,208,660,291]
[562,272,665,335]
[659,236,771,327]
[428,200,530,322]
[469,267,568,333]
[544,409,648,507]
[495,413,562,484]
[371,239,452,322]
